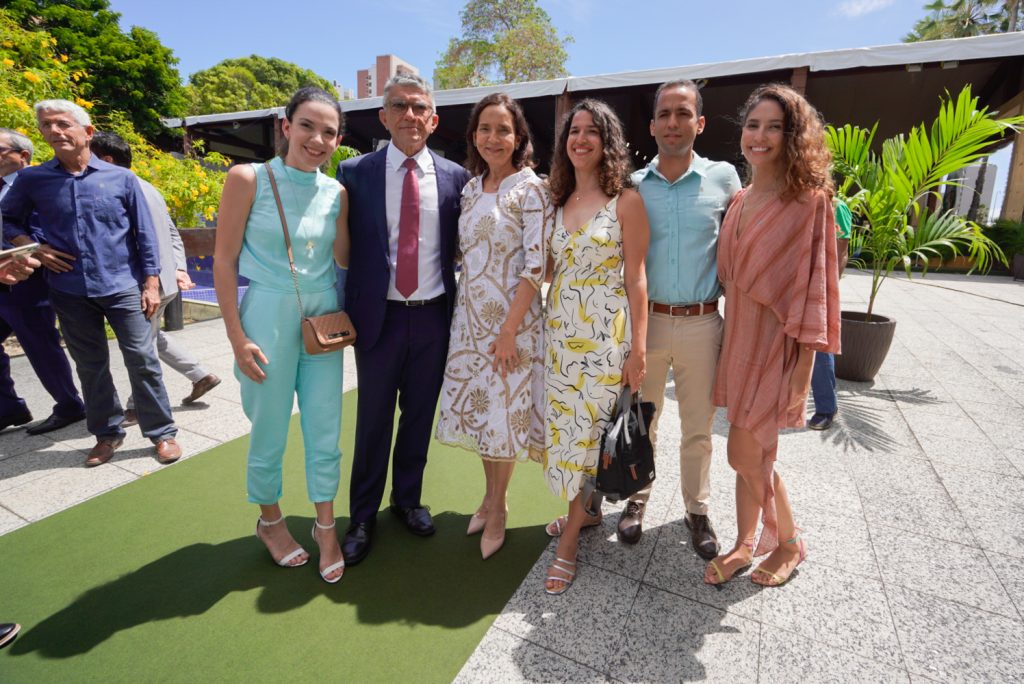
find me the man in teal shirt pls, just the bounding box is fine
[621,80,741,558]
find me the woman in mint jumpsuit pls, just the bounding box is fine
[214,87,349,583]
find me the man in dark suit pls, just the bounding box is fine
[339,74,470,564]
[0,127,85,435]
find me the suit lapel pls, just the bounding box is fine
[431,150,453,236]
[370,150,389,258]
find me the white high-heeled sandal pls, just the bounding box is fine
[311,519,345,584]
[256,516,308,567]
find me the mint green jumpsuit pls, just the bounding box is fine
[237,156,343,504]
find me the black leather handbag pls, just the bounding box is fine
[595,389,656,502]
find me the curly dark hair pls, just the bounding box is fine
[739,84,833,203]
[548,99,632,207]
[463,92,535,177]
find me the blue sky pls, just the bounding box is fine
[110,0,930,89]
[107,0,1012,215]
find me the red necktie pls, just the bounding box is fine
[396,158,420,298]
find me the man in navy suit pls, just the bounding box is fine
[339,74,470,564]
[0,127,85,435]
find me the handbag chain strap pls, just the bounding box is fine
[263,161,307,320]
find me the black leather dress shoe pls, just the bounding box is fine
[342,521,375,566]
[25,412,86,436]
[0,622,21,649]
[685,513,720,560]
[389,497,435,536]
[0,411,32,432]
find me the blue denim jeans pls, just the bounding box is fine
[49,287,176,442]
[810,351,837,416]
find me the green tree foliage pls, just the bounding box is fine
[186,56,336,114]
[435,0,572,89]
[2,0,187,139]
[1,9,227,227]
[904,0,1022,41]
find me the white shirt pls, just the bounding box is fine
[385,142,443,300]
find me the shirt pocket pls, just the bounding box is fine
[677,194,724,234]
[88,196,126,225]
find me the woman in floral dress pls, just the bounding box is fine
[436,93,550,559]
[542,99,650,594]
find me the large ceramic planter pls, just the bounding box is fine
[834,311,896,382]
[1013,253,1024,281]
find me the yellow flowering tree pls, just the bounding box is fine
[0,10,226,227]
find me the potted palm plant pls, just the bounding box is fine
[825,85,1021,382]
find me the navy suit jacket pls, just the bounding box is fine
[339,148,470,351]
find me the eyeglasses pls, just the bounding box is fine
[385,100,433,117]
[0,146,17,155]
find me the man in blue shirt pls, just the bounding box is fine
[1,99,180,466]
[622,81,741,557]
[0,127,85,435]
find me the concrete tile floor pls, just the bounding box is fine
[2,270,1023,682]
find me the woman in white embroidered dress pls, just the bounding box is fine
[436,93,550,559]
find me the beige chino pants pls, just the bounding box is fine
[630,310,722,515]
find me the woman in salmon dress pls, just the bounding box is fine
[705,84,840,587]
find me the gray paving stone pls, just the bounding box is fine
[917,437,1014,476]
[953,500,1024,559]
[0,429,63,460]
[606,584,760,682]
[983,551,1024,622]
[759,627,911,683]
[847,453,973,544]
[0,462,136,521]
[931,460,1024,515]
[973,419,1022,451]
[643,517,764,621]
[887,585,1024,682]
[454,626,611,684]
[0,504,27,535]
[871,524,1017,618]
[0,443,84,493]
[797,509,878,579]
[494,549,641,673]
[759,561,905,668]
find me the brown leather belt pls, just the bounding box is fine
[649,301,718,317]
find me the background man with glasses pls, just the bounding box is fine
[337,74,470,564]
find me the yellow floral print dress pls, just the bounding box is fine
[435,168,551,461]
[544,194,630,499]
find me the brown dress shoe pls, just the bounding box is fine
[155,438,182,464]
[617,500,645,544]
[122,409,138,427]
[685,513,721,560]
[182,374,221,405]
[85,438,124,467]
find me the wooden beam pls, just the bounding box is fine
[1002,132,1024,223]
[994,89,1024,118]
[790,66,809,95]
[554,88,571,132]
[272,118,283,156]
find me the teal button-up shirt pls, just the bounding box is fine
[630,153,741,305]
